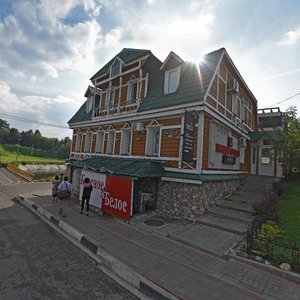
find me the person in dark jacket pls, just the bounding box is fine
[80,177,93,216]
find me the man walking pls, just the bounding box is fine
[57,176,72,217]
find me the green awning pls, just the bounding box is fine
[69,156,164,179]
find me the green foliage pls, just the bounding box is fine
[255,221,282,257]
[273,106,300,171]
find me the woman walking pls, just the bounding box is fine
[80,177,93,216]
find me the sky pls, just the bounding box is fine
[0,0,299,139]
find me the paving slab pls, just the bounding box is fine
[168,223,242,258]
[195,213,249,235]
[208,206,254,223]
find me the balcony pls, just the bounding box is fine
[93,99,138,118]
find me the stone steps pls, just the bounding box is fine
[207,206,254,223]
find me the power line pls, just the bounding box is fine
[269,91,300,108]
[0,112,70,129]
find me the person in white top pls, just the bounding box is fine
[57,176,72,217]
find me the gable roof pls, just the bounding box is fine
[138,48,224,112]
[90,48,151,80]
[68,101,92,124]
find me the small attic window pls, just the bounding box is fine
[164,67,180,94]
[86,96,93,113]
[112,59,121,77]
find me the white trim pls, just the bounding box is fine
[196,111,204,172]
[202,170,247,175]
[160,51,184,70]
[164,66,180,94]
[164,167,198,174]
[70,152,179,161]
[161,177,203,185]
[178,114,184,169]
[203,51,225,101]
[161,125,181,129]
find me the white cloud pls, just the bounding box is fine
[277,27,300,46]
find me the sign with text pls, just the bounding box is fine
[182,111,196,162]
[101,175,133,221]
[80,170,106,208]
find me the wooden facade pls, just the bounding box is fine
[69,48,263,179]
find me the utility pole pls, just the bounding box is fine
[15,138,21,162]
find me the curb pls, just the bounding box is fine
[226,253,300,285]
[16,195,180,300]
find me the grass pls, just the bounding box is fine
[0,145,66,164]
[279,179,300,243]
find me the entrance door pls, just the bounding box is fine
[258,147,274,176]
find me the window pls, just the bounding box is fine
[146,127,160,156]
[107,87,115,108]
[112,60,121,77]
[263,139,270,145]
[164,67,180,94]
[84,132,92,153]
[95,131,104,153]
[252,147,256,164]
[75,133,82,152]
[107,131,115,154]
[127,81,138,103]
[261,148,271,164]
[120,130,131,155]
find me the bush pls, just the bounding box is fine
[252,190,280,222]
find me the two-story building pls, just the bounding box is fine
[68,47,260,221]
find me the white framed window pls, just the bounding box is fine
[106,87,115,108]
[127,80,139,103]
[84,132,92,153]
[75,133,82,152]
[111,59,121,77]
[164,67,180,94]
[120,129,132,155]
[107,131,115,154]
[146,126,161,156]
[95,131,104,153]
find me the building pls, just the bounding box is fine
[68,47,272,221]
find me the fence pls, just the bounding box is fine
[247,216,300,270]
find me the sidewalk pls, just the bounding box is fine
[17,192,300,300]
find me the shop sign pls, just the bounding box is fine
[182,111,196,162]
[216,143,240,157]
[222,155,236,165]
[80,170,106,208]
[101,175,132,221]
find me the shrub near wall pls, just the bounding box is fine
[157,180,240,220]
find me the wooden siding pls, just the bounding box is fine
[160,129,180,157]
[240,146,251,172]
[158,117,181,126]
[71,136,76,152]
[115,132,121,154]
[163,161,179,168]
[131,131,146,156]
[81,135,86,153]
[91,134,97,153]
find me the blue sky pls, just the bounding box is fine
[0,0,299,139]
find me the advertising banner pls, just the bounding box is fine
[80,170,106,208]
[101,175,133,221]
[182,111,196,162]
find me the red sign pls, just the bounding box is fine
[101,175,132,221]
[216,143,240,157]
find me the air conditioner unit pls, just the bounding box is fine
[239,137,247,147]
[227,79,239,93]
[132,122,144,131]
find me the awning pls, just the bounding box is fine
[69,156,164,179]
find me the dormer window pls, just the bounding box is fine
[106,86,115,108]
[164,67,180,94]
[127,80,139,103]
[112,59,121,77]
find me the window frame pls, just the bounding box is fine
[146,126,161,156]
[127,80,139,104]
[164,67,180,94]
[120,129,132,155]
[107,130,115,154]
[111,59,121,77]
[95,131,104,153]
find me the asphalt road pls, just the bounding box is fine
[0,175,139,300]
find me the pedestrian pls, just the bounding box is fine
[52,175,60,202]
[80,177,93,216]
[57,176,72,217]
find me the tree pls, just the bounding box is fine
[275,106,300,172]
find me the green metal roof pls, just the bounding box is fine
[68,101,92,124]
[138,48,224,112]
[248,131,283,142]
[163,171,245,181]
[90,48,151,80]
[69,156,164,178]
